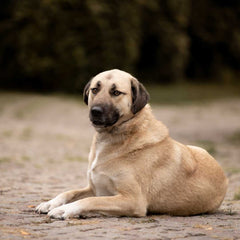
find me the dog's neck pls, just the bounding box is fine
[94,104,169,148]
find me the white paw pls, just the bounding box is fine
[36,201,52,213]
[48,202,81,220]
[36,195,66,214]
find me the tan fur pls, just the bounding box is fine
[36,69,228,219]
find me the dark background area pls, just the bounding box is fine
[0,0,240,93]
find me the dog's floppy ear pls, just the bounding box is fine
[131,78,149,114]
[83,80,91,105]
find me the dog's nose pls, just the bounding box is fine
[91,106,104,117]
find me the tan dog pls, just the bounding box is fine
[36,69,228,219]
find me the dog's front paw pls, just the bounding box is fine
[36,195,66,214]
[48,206,66,220]
[48,202,81,220]
[36,201,52,214]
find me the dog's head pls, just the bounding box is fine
[83,69,149,131]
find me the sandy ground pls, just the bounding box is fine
[0,92,240,240]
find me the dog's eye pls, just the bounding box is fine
[113,90,121,96]
[91,88,98,94]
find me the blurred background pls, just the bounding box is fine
[0,0,240,97]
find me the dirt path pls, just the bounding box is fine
[0,93,240,240]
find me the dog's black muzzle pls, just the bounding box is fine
[90,104,120,127]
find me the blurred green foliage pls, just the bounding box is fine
[0,0,240,92]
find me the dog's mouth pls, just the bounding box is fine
[91,118,118,128]
[90,104,120,128]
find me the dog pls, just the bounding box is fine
[36,69,228,219]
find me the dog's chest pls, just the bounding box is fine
[89,151,116,197]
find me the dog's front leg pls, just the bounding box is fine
[36,186,94,214]
[48,195,147,219]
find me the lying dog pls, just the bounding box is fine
[36,69,228,219]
